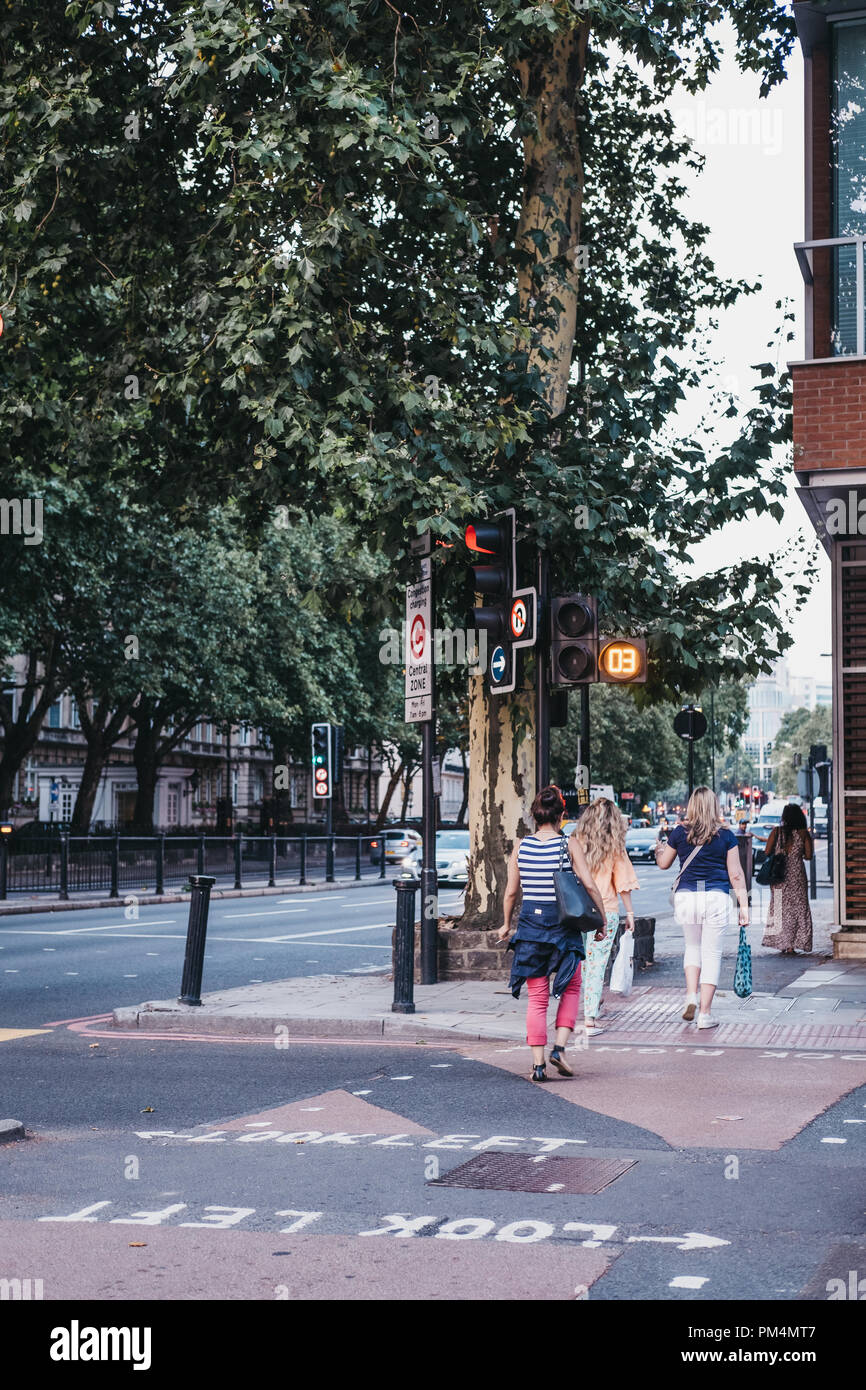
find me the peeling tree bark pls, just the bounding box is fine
[462,673,536,930]
[463,20,588,930]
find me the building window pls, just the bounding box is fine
[166,787,179,824]
[48,696,63,728]
[253,768,264,801]
[60,788,74,821]
[833,20,866,354]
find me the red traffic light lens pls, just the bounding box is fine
[465,520,507,555]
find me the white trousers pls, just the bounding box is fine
[674,889,730,987]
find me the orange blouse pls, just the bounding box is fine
[588,852,640,916]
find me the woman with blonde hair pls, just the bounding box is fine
[573,798,640,1033]
[655,785,749,1029]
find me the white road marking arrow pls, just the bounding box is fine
[628,1232,730,1251]
[563,1222,618,1247]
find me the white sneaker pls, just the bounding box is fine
[697,1013,719,1030]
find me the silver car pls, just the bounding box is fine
[401,830,470,884]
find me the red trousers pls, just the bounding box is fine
[525,964,582,1046]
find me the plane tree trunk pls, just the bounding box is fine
[463,20,588,928]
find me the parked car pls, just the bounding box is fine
[625,825,658,862]
[368,827,422,863]
[401,830,470,884]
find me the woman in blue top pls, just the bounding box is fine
[655,786,749,1030]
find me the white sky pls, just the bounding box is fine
[664,28,832,685]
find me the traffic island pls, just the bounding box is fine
[0,1119,26,1144]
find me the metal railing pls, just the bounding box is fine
[0,833,392,900]
[795,233,866,358]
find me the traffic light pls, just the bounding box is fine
[466,513,514,640]
[550,594,597,686]
[311,723,332,799]
[466,509,516,694]
[597,637,647,684]
[815,761,832,801]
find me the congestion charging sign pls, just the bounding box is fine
[405,577,433,723]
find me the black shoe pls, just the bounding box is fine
[548,1046,573,1077]
[530,1064,548,1083]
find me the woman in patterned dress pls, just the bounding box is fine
[761,804,813,954]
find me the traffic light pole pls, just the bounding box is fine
[579,686,590,810]
[536,551,550,792]
[420,556,438,985]
[808,754,817,901]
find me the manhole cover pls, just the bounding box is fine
[429,1152,637,1194]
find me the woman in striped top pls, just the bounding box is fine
[497,785,606,1083]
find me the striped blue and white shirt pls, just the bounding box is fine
[517,834,565,904]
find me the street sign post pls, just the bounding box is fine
[673,706,708,800]
[405,556,437,984]
[405,580,433,723]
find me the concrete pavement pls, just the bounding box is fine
[109,900,854,1046]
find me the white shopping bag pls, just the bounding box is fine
[609,930,634,996]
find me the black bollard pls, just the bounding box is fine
[392,880,417,1014]
[178,875,217,1006]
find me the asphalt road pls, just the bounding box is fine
[0,882,468,1030]
[0,1026,863,1310]
[0,864,858,1316]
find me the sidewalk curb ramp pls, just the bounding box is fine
[109,1004,514,1044]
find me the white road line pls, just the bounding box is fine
[51,920,178,934]
[0,928,392,950]
[248,940,392,950]
[278,896,345,904]
[261,922,393,942]
[222,910,309,919]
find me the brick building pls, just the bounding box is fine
[793,0,866,954]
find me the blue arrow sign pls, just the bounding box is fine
[491,646,507,682]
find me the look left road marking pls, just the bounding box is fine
[0,1027,50,1042]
